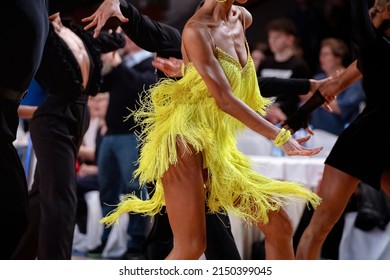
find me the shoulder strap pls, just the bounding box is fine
[183,20,216,62]
[237,6,246,31]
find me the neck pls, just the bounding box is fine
[274,48,295,62]
[203,0,233,21]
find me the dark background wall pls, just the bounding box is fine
[129,0,353,74]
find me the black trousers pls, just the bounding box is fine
[144,205,241,260]
[13,96,89,259]
[0,0,48,260]
[0,103,28,259]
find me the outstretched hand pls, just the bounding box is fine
[82,0,129,38]
[280,136,322,157]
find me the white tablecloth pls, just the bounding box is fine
[339,212,390,260]
[229,155,325,260]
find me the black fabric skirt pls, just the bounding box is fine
[325,104,390,190]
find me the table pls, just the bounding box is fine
[229,155,326,260]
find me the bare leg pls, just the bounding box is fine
[162,141,206,260]
[296,164,359,259]
[257,207,294,259]
[381,169,390,197]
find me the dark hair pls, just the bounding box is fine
[265,18,297,36]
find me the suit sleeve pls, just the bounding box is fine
[119,0,182,59]
[259,77,310,98]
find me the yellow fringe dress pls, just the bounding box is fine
[101,47,321,226]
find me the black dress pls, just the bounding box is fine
[325,0,390,190]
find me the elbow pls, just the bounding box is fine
[216,96,235,114]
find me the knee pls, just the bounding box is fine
[259,210,294,241]
[310,212,337,238]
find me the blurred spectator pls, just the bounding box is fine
[257,17,311,124]
[310,38,365,136]
[87,34,156,260]
[75,92,109,237]
[250,41,271,72]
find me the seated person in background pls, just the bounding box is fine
[257,17,311,125]
[76,92,109,235]
[309,38,365,137]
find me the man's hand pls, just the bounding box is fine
[82,0,129,38]
[264,104,286,125]
[152,56,184,78]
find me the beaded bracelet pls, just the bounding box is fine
[273,128,292,147]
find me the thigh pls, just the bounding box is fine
[30,117,77,200]
[162,141,206,243]
[313,164,360,226]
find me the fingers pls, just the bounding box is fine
[302,147,323,156]
[93,17,108,38]
[285,147,323,156]
[295,135,311,144]
[155,57,169,64]
[323,94,336,104]
[82,15,95,25]
[117,14,129,23]
[82,16,100,37]
[94,27,102,38]
[322,102,333,112]
[152,57,170,70]
[305,126,314,136]
[82,19,96,31]
[324,104,333,112]
[151,60,165,72]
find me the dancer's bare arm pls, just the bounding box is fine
[183,23,321,156]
